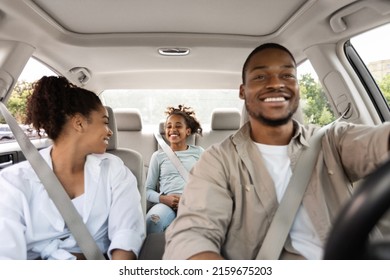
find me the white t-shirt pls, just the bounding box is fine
[255,143,323,259]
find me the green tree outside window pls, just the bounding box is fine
[299,73,336,126]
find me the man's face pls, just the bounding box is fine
[239,48,300,126]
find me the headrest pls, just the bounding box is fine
[211,108,241,130]
[113,108,143,131]
[105,106,118,151]
[159,120,165,134]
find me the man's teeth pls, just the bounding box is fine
[264,97,286,102]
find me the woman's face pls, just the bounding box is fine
[165,114,191,145]
[81,106,113,154]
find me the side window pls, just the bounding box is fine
[297,61,336,125]
[0,58,56,143]
[350,24,390,109]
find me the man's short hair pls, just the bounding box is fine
[241,43,296,84]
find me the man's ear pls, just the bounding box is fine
[186,128,191,136]
[239,84,245,100]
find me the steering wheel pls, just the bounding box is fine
[324,157,390,259]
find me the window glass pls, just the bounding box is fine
[298,61,336,125]
[101,89,243,129]
[102,62,336,128]
[350,23,390,107]
[0,58,56,143]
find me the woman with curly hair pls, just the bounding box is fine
[145,105,204,234]
[0,76,145,260]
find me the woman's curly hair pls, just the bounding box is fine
[26,76,102,141]
[165,105,202,136]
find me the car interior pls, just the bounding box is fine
[0,0,390,260]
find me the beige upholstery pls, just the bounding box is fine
[138,232,165,260]
[196,108,241,148]
[115,108,143,131]
[105,106,146,216]
[114,108,157,170]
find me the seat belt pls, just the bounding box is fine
[0,102,106,260]
[256,121,334,260]
[154,132,189,181]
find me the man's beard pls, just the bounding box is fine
[245,102,296,127]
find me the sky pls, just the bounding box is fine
[19,24,390,83]
[351,24,390,63]
[19,59,56,82]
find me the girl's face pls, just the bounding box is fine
[165,114,191,145]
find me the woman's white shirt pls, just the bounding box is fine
[0,146,145,260]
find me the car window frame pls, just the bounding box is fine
[345,40,390,122]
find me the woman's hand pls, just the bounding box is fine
[160,194,181,210]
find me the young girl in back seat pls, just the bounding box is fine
[145,105,203,234]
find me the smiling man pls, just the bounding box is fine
[163,43,390,260]
[239,44,300,145]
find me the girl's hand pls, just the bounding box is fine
[160,194,181,210]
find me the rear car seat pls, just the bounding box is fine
[114,108,157,173]
[196,108,241,149]
[106,106,146,216]
[138,232,166,260]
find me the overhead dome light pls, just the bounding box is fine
[158,48,190,56]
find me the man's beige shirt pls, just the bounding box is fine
[164,120,390,259]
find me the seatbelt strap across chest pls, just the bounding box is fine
[256,121,333,260]
[154,132,189,182]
